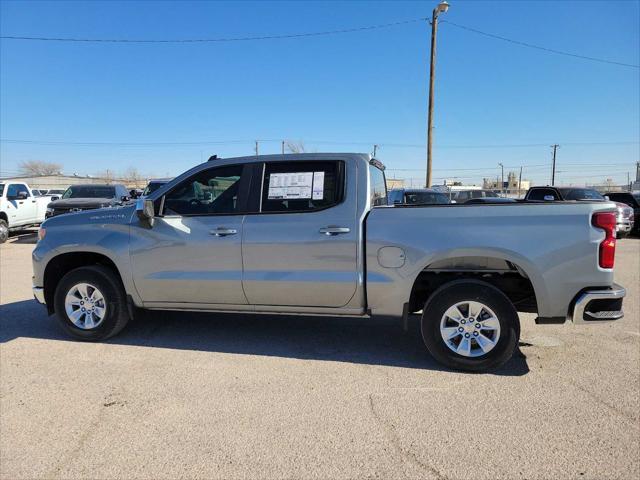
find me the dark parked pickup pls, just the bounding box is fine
[604,191,640,235]
[46,184,131,218]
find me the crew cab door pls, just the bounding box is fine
[6,183,37,224]
[130,163,251,305]
[241,160,359,307]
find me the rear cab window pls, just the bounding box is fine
[260,161,343,213]
[369,161,387,207]
[527,188,559,201]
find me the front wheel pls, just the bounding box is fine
[0,219,8,244]
[421,279,520,372]
[53,265,131,341]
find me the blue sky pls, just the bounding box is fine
[1,0,639,186]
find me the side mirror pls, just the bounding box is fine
[121,195,130,202]
[136,198,155,228]
[543,195,555,201]
[17,191,28,200]
[604,195,610,201]
[450,200,457,204]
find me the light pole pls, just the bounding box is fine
[498,162,504,195]
[426,0,450,188]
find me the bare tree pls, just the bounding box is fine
[122,167,143,188]
[96,169,115,184]
[285,140,307,154]
[18,160,62,176]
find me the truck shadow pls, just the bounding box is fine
[0,300,529,376]
[7,230,38,244]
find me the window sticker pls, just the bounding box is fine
[268,172,313,199]
[312,171,325,200]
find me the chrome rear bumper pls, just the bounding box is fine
[571,283,626,324]
[33,287,45,305]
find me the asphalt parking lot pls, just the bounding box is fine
[1,231,638,480]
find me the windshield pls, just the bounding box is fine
[142,182,166,196]
[633,192,640,202]
[404,191,449,205]
[62,186,115,199]
[561,188,605,201]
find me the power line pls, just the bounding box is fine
[2,138,637,149]
[0,17,426,44]
[442,20,640,69]
[2,15,637,70]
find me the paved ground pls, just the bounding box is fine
[1,231,638,480]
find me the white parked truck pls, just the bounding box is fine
[0,182,54,243]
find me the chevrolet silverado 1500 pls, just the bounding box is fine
[32,154,626,371]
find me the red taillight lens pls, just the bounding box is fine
[592,212,616,269]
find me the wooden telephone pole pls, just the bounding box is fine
[551,144,559,186]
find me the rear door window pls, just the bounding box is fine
[260,161,343,213]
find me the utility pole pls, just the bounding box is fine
[518,166,523,198]
[498,162,504,195]
[373,144,378,157]
[550,146,557,186]
[255,140,259,156]
[281,140,285,155]
[425,1,450,188]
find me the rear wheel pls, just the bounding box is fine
[53,265,130,341]
[421,279,520,372]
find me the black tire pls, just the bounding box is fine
[421,279,520,373]
[0,219,8,244]
[53,265,130,341]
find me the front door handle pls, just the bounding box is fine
[319,226,350,236]
[210,227,237,237]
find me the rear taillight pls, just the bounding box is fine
[592,212,616,269]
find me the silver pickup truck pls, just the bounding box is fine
[32,153,626,372]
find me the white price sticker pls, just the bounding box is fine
[268,172,314,199]
[312,171,324,200]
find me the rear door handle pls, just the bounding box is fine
[210,227,237,237]
[319,226,350,236]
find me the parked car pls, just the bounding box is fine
[142,178,171,197]
[0,182,56,243]
[45,184,132,218]
[604,191,640,236]
[45,189,66,196]
[31,189,61,201]
[524,186,633,237]
[129,188,144,199]
[388,188,450,205]
[464,197,517,204]
[451,189,500,203]
[33,153,626,372]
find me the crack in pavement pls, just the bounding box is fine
[568,379,638,424]
[44,390,127,478]
[367,393,448,480]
